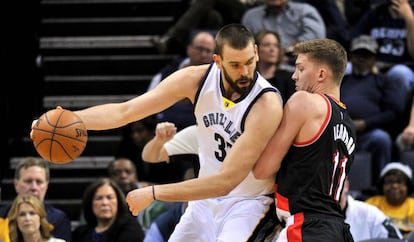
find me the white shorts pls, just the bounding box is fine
[168,195,274,242]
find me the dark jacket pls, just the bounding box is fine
[72,214,144,242]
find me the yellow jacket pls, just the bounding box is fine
[0,217,10,242]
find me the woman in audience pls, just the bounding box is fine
[7,194,65,242]
[72,178,144,242]
[254,30,296,105]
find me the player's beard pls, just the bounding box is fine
[222,66,255,96]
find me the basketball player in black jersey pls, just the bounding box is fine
[253,39,356,242]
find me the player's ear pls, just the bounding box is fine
[213,54,221,68]
[318,67,327,82]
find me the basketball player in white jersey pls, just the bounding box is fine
[31,23,283,241]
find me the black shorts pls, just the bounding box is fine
[279,212,354,242]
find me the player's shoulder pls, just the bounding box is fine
[181,63,210,73]
[257,88,283,111]
[175,64,211,81]
[285,91,327,114]
[286,90,319,106]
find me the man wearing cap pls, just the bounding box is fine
[341,35,406,185]
[366,162,414,237]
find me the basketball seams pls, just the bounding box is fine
[50,140,76,162]
[53,121,85,129]
[32,108,88,164]
[32,128,87,143]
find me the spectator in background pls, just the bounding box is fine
[0,157,71,242]
[107,157,170,233]
[340,178,403,241]
[116,116,191,184]
[254,30,295,104]
[116,116,156,182]
[349,0,414,102]
[151,0,255,55]
[366,162,414,238]
[107,157,151,195]
[147,31,215,131]
[344,0,371,28]
[341,35,405,184]
[72,178,144,242]
[7,194,66,242]
[296,0,351,47]
[241,0,326,65]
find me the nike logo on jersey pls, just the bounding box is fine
[222,96,235,110]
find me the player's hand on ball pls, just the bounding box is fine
[30,119,37,139]
[30,106,63,139]
[126,186,155,216]
[155,122,177,143]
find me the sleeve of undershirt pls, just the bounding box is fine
[164,125,198,156]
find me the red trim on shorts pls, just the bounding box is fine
[287,212,304,242]
[276,192,289,212]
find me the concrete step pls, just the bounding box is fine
[42,94,137,109]
[12,135,122,157]
[40,35,153,49]
[41,0,183,18]
[9,156,115,170]
[40,16,173,36]
[41,54,178,75]
[43,75,152,95]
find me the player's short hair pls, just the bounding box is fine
[215,23,255,57]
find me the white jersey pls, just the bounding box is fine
[194,63,278,197]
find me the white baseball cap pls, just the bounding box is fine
[350,35,378,54]
[380,162,412,179]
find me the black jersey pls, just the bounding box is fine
[276,93,356,220]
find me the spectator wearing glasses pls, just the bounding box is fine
[366,162,414,237]
[147,31,215,131]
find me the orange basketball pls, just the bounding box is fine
[32,108,88,164]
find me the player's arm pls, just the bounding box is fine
[126,91,283,215]
[72,65,208,131]
[392,0,414,58]
[214,91,283,192]
[142,122,177,163]
[401,102,414,143]
[253,91,321,179]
